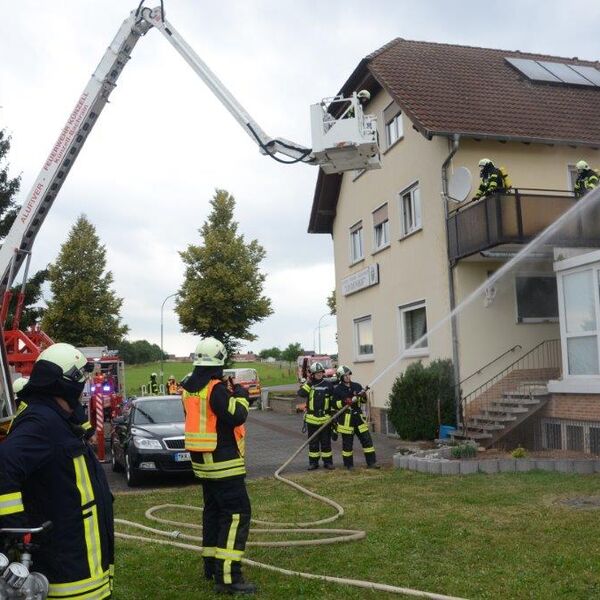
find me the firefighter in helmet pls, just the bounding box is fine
[182,337,256,595]
[167,375,178,395]
[574,160,599,198]
[333,365,379,470]
[148,372,159,395]
[297,362,336,470]
[474,158,508,200]
[0,343,114,599]
[346,89,371,119]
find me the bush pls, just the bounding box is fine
[388,359,456,441]
[511,446,527,459]
[451,443,477,459]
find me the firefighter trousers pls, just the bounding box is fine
[341,424,376,467]
[306,422,333,466]
[201,477,251,585]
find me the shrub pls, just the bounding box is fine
[511,446,527,459]
[451,444,477,459]
[388,359,456,441]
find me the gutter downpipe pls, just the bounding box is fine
[441,134,462,427]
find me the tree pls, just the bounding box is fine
[281,342,303,363]
[326,289,336,316]
[0,128,47,326]
[41,214,128,347]
[259,346,282,360]
[176,189,273,361]
[117,339,165,365]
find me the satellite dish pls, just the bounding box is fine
[448,167,472,203]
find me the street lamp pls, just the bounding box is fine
[160,292,178,386]
[317,312,331,355]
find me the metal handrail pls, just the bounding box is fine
[449,187,576,215]
[462,339,560,404]
[457,344,522,389]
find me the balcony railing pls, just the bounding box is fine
[447,188,600,262]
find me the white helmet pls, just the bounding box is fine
[576,160,589,171]
[193,337,227,366]
[37,343,92,382]
[357,89,371,103]
[336,365,352,380]
[12,377,29,394]
[309,361,325,374]
[478,158,493,168]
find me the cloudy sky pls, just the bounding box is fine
[2,0,599,358]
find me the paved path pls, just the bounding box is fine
[104,410,399,492]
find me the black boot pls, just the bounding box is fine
[203,557,215,581]
[214,580,257,595]
[307,463,319,471]
[323,462,335,470]
[367,462,381,469]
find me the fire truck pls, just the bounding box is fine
[0,2,380,442]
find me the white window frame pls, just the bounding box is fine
[349,221,364,265]
[399,182,422,238]
[541,418,600,454]
[372,202,390,252]
[385,113,403,148]
[513,272,559,324]
[567,164,578,193]
[557,264,600,379]
[353,315,374,361]
[398,300,428,358]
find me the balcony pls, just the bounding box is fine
[447,188,600,263]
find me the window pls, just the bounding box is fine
[349,222,364,263]
[384,101,403,148]
[400,302,428,354]
[354,316,374,358]
[515,275,559,323]
[590,427,600,455]
[562,268,599,375]
[542,419,600,454]
[372,203,389,251]
[566,424,584,451]
[567,164,579,192]
[544,422,562,450]
[399,184,421,237]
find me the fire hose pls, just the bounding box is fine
[115,405,468,600]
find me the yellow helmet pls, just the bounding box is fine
[193,337,227,366]
[37,343,92,382]
[12,377,29,394]
[576,160,589,171]
[478,158,493,168]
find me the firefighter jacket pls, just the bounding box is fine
[148,377,159,395]
[182,368,249,481]
[167,380,179,394]
[575,169,599,198]
[0,395,114,600]
[333,382,368,434]
[475,167,506,199]
[298,378,335,425]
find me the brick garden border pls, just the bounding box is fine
[393,454,600,475]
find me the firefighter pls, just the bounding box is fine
[346,89,370,118]
[148,371,159,395]
[182,337,256,595]
[474,158,508,200]
[167,374,178,394]
[574,160,599,198]
[333,365,379,470]
[297,362,335,470]
[0,343,114,599]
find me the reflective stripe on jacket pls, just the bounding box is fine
[298,379,334,425]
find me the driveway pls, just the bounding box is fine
[104,410,399,491]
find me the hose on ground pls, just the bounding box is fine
[115,406,468,600]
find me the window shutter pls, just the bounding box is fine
[383,101,401,124]
[350,221,362,234]
[372,203,388,226]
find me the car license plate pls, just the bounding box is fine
[174,452,191,462]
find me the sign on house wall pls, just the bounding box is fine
[342,263,379,296]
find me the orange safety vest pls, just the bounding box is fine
[182,379,245,453]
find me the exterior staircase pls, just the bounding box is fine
[451,339,561,449]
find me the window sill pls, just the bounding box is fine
[548,378,600,394]
[372,243,390,256]
[402,348,429,358]
[517,318,559,324]
[382,136,404,155]
[349,257,365,268]
[354,356,375,363]
[399,227,423,242]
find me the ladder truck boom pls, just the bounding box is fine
[0,4,380,421]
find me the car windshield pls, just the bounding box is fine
[133,399,184,425]
[223,369,257,382]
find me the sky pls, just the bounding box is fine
[1,0,600,358]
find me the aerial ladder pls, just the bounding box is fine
[0,3,380,433]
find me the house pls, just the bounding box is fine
[309,38,600,453]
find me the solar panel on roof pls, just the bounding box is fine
[569,64,600,87]
[505,57,561,82]
[538,61,594,86]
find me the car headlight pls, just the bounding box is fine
[133,437,162,450]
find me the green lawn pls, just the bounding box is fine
[114,469,600,599]
[124,361,296,395]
